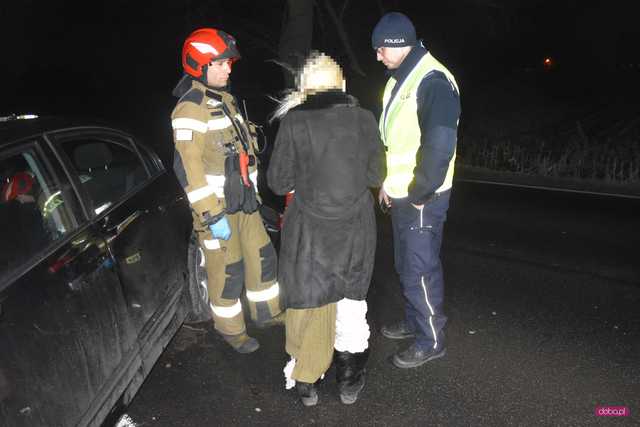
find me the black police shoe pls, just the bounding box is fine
[381,320,416,340]
[296,381,319,406]
[392,344,446,369]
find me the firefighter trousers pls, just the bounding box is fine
[196,209,281,337]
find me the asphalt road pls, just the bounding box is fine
[123,181,639,426]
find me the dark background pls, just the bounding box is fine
[2,1,639,164]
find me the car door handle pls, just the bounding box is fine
[67,254,114,291]
[106,210,144,242]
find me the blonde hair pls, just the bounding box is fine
[270,51,345,122]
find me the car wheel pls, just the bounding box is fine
[259,203,281,250]
[185,232,212,323]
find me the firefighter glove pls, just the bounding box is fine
[209,216,231,240]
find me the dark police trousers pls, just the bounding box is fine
[390,190,450,351]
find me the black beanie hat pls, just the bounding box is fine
[371,12,416,50]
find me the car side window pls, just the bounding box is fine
[137,143,164,176]
[60,137,148,215]
[0,146,78,280]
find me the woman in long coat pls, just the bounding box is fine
[267,52,386,406]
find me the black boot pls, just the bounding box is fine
[334,349,370,404]
[295,381,318,406]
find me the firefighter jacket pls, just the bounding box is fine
[171,77,260,226]
[380,45,461,203]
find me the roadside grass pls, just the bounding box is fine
[458,131,640,184]
[458,70,640,185]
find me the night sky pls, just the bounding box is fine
[2,1,638,161]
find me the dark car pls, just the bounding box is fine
[0,115,221,426]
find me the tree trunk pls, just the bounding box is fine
[278,0,314,88]
[321,0,366,76]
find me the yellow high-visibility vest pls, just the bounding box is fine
[379,52,459,198]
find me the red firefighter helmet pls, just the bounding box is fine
[1,171,34,202]
[181,28,241,78]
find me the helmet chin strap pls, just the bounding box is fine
[200,64,209,84]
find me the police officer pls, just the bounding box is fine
[372,13,461,368]
[171,28,282,353]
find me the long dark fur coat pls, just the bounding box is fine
[267,90,386,309]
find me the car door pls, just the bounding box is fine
[50,128,192,374]
[0,138,138,427]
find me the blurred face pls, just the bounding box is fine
[206,58,233,88]
[376,46,412,70]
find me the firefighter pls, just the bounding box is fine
[171,28,282,353]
